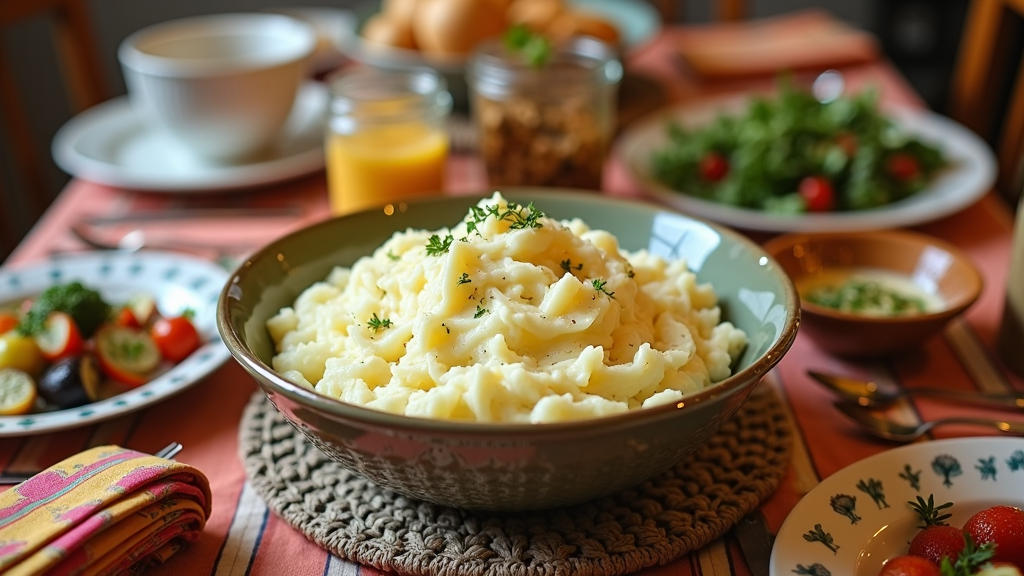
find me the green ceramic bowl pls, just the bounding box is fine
[217,189,799,510]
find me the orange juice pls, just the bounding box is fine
[327,122,448,215]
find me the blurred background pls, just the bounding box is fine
[0,0,975,261]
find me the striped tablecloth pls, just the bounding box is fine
[2,24,1022,576]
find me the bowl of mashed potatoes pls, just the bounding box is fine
[218,190,799,510]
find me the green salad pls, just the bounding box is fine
[648,81,948,214]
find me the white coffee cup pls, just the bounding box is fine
[118,13,316,163]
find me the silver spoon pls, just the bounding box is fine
[834,401,1024,442]
[0,441,183,484]
[809,371,1024,411]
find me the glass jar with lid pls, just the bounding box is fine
[325,67,453,215]
[467,36,622,190]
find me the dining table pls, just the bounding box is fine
[2,16,1023,576]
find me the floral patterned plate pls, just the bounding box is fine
[0,251,230,436]
[770,437,1024,575]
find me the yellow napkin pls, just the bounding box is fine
[0,445,211,576]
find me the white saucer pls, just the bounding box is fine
[52,82,328,193]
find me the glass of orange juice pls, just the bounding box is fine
[325,68,453,215]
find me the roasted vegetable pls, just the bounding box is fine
[18,281,111,338]
[37,355,100,408]
[0,368,37,415]
[94,325,161,387]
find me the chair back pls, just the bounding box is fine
[948,0,1024,203]
[0,0,108,256]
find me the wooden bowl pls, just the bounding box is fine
[763,230,983,357]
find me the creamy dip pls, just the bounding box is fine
[796,268,945,317]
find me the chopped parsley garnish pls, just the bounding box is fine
[367,313,393,333]
[474,305,489,318]
[592,278,615,298]
[425,234,454,256]
[386,250,399,261]
[465,200,545,236]
[504,201,544,229]
[457,273,471,285]
[560,259,583,274]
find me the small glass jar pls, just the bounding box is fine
[467,36,622,190]
[325,67,453,215]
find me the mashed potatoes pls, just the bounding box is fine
[267,193,747,423]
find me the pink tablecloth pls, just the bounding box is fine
[3,25,1022,576]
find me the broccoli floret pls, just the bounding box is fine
[18,281,111,338]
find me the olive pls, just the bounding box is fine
[37,354,101,408]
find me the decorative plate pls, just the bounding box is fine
[770,437,1024,576]
[617,95,997,233]
[0,251,230,436]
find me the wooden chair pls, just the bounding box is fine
[948,0,1024,203]
[0,0,108,256]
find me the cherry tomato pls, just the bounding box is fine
[0,332,45,377]
[113,306,142,329]
[887,153,921,182]
[798,176,836,212]
[0,312,18,335]
[835,132,858,156]
[698,152,729,182]
[33,311,85,362]
[149,315,201,362]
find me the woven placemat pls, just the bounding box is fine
[239,383,792,576]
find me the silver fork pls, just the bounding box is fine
[0,442,183,484]
[69,224,251,257]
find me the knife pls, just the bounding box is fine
[80,206,304,225]
[734,510,774,576]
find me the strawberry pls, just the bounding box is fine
[879,555,941,576]
[907,495,963,564]
[908,525,966,564]
[963,506,1024,569]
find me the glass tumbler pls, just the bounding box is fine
[467,36,622,190]
[325,67,453,215]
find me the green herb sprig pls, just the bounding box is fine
[503,24,552,68]
[367,313,393,333]
[561,259,583,274]
[592,278,615,298]
[425,234,454,256]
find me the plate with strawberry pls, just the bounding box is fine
[770,437,1024,576]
